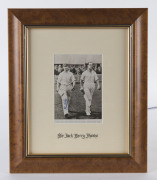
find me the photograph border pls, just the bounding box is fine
[53,53,103,122]
[8,8,147,173]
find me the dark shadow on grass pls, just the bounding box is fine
[68,111,102,119]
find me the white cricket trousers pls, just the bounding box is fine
[58,84,72,115]
[83,83,95,114]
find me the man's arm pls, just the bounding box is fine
[72,80,76,91]
[80,73,85,94]
[96,79,101,90]
[95,73,101,90]
[56,74,61,92]
[80,79,85,94]
[80,72,85,90]
[56,81,60,92]
[80,79,84,90]
[71,74,76,90]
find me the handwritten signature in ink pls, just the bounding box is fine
[63,99,68,109]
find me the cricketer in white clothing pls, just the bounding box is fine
[80,62,101,116]
[56,64,76,118]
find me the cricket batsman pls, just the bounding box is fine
[56,64,76,118]
[80,62,101,116]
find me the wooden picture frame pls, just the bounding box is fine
[8,8,148,173]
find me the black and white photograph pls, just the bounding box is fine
[54,54,102,122]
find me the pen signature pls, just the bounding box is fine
[63,99,68,109]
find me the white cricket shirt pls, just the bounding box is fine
[81,70,99,84]
[57,71,75,85]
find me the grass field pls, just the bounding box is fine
[54,83,102,119]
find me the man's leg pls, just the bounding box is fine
[84,84,95,115]
[61,93,69,116]
[90,84,95,100]
[84,87,92,115]
[66,89,72,112]
[58,86,69,117]
[89,84,95,114]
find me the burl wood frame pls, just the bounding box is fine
[8,9,147,173]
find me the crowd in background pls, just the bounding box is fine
[54,64,102,75]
